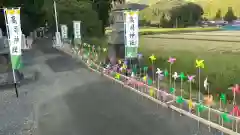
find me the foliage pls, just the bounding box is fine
[92,0,111,34]
[138,0,240,22]
[44,0,103,37]
[139,0,203,28]
[223,7,237,22]
[214,9,222,20]
[0,0,46,36]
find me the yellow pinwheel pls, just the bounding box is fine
[195,59,204,68]
[188,99,193,109]
[149,54,156,62]
[143,75,147,81]
[115,73,120,79]
[122,64,127,70]
[149,88,155,97]
[118,59,122,64]
[103,48,107,52]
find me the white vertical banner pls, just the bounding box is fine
[0,28,2,38]
[5,8,22,55]
[61,24,68,39]
[73,21,81,39]
[125,11,139,47]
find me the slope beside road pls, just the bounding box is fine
[0,38,216,135]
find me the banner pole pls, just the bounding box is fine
[3,7,20,98]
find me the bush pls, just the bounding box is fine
[46,0,103,38]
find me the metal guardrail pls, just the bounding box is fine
[57,46,240,135]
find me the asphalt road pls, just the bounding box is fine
[0,38,217,135]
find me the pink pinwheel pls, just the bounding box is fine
[126,78,136,85]
[187,75,195,82]
[230,106,240,117]
[228,84,240,105]
[136,81,144,87]
[168,57,176,64]
[232,84,240,93]
[127,69,132,74]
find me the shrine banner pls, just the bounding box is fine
[124,11,139,58]
[4,8,23,69]
[61,24,68,39]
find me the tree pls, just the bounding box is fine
[224,7,237,22]
[214,9,222,20]
[91,0,125,35]
[159,13,169,28]
[92,0,111,34]
[169,2,203,27]
[44,0,102,37]
[0,0,46,35]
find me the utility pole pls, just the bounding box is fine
[53,0,61,47]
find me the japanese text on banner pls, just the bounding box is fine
[73,21,81,39]
[125,11,139,47]
[5,9,22,56]
[61,25,68,39]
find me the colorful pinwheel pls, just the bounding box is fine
[172,72,179,80]
[168,57,176,64]
[172,72,178,96]
[220,93,226,104]
[196,103,206,113]
[169,87,175,94]
[149,54,156,62]
[221,113,232,123]
[164,69,169,77]
[149,54,156,83]
[228,84,240,105]
[176,96,184,104]
[156,68,164,90]
[103,48,107,52]
[187,75,195,82]
[115,73,120,80]
[168,57,176,88]
[195,59,204,68]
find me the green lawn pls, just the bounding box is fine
[139,35,240,103]
[105,27,220,35]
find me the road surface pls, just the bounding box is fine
[0,38,216,135]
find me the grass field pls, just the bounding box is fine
[105,27,220,35]
[139,31,240,103]
[79,31,240,132]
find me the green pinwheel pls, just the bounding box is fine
[176,96,184,104]
[169,87,175,93]
[179,72,186,80]
[147,79,153,85]
[164,69,169,77]
[143,66,148,72]
[220,93,226,104]
[221,113,232,123]
[132,67,137,74]
[196,103,206,112]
